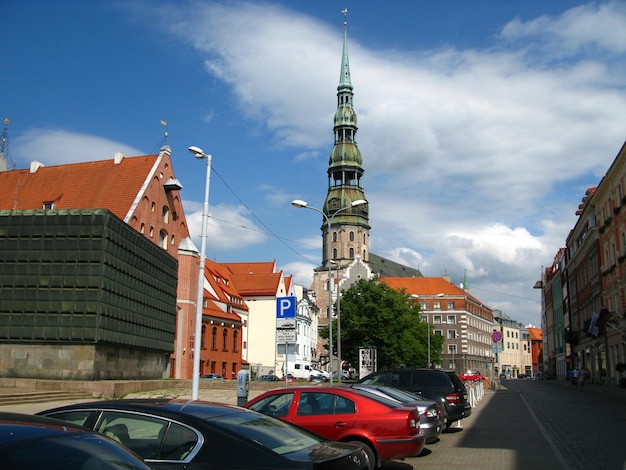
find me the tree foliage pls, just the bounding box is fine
[324,278,443,370]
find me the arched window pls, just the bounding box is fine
[349,231,354,241]
[333,248,338,259]
[349,248,354,258]
[332,232,337,242]
[211,327,217,349]
[201,325,206,350]
[162,206,169,223]
[159,230,168,249]
[223,328,228,350]
[233,330,238,352]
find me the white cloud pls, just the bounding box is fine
[13,129,143,167]
[183,201,268,252]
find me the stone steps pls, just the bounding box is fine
[0,390,93,406]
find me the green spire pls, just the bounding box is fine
[338,11,353,92]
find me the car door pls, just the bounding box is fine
[293,391,357,441]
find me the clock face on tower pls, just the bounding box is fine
[329,198,341,209]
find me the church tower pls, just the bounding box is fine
[320,15,370,269]
[309,14,372,368]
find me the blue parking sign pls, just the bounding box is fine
[276,296,296,318]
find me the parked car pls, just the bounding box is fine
[310,369,330,381]
[332,369,352,380]
[38,399,369,469]
[459,370,484,381]
[201,373,223,380]
[0,412,151,470]
[348,384,445,444]
[309,374,326,383]
[282,373,296,382]
[257,374,281,382]
[244,386,425,469]
[357,368,471,428]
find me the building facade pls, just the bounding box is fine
[380,277,495,377]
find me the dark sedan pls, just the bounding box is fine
[38,399,369,469]
[0,412,151,470]
[348,384,445,444]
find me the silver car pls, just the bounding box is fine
[349,384,445,444]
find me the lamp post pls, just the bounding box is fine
[189,145,212,400]
[291,198,367,385]
[331,260,342,383]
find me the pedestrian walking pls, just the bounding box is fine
[572,367,579,385]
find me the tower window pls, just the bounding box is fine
[349,231,355,241]
[349,248,354,258]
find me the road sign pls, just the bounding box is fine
[276,296,296,318]
[277,329,297,343]
[491,330,503,342]
[492,343,503,354]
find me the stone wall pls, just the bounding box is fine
[0,343,169,380]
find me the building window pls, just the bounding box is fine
[433,315,442,324]
[201,325,206,350]
[333,248,338,259]
[433,301,441,309]
[448,344,457,354]
[332,232,337,242]
[349,231,355,241]
[448,329,456,339]
[162,206,169,223]
[159,230,168,249]
[447,315,456,324]
[211,327,217,350]
[448,301,454,309]
[233,330,238,352]
[223,328,228,350]
[421,315,428,323]
[349,247,354,258]
[420,302,427,310]
[434,329,443,336]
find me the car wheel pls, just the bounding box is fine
[349,440,377,470]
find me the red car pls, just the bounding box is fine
[244,386,425,469]
[459,370,484,382]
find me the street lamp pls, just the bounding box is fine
[291,198,367,384]
[189,145,213,400]
[331,260,342,383]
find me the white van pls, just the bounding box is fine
[288,361,315,380]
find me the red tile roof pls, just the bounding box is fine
[224,261,276,275]
[0,155,159,219]
[381,277,488,307]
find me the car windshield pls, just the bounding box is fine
[210,411,320,455]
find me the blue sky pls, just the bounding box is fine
[4,0,626,327]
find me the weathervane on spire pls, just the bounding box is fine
[160,120,168,144]
[342,8,348,25]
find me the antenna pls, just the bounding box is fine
[0,118,13,171]
[342,8,348,25]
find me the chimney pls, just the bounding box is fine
[30,160,44,173]
[114,152,126,164]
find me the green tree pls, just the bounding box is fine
[323,278,443,370]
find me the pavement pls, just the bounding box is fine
[3,378,625,469]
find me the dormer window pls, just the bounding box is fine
[43,201,55,210]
